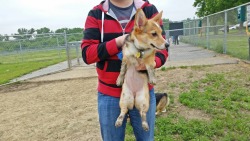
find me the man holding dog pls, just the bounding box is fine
[81,0,168,140]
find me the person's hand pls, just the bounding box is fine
[116,34,128,48]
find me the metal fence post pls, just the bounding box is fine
[19,41,22,52]
[249,37,250,60]
[19,40,23,62]
[188,22,191,35]
[76,45,80,65]
[64,30,71,69]
[183,23,185,36]
[56,37,59,47]
[223,11,228,54]
[206,16,210,49]
[193,20,196,46]
[166,30,171,61]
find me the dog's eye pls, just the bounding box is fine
[151,32,157,37]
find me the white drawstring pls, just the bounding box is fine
[101,12,104,43]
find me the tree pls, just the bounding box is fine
[70,28,83,33]
[29,28,35,34]
[36,27,51,34]
[55,28,69,33]
[17,28,28,35]
[4,34,9,41]
[0,34,4,41]
[162,18,169,30]
[15,28,36,39]
[55,27,83,34]
[193,0,250,17]
[193,0,249,34]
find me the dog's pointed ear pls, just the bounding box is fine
[152,11,163,24]
[135,9,147,28]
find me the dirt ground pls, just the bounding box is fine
[0,61,249,141]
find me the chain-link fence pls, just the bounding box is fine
[176,2,250,60]
[0,32,82,69]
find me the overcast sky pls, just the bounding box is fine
[0,0,197,35]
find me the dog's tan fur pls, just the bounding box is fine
[155,93,170,115]
[115,9,166,131]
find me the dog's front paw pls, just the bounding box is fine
[116,76,124,86]
[149,78,156,85]
[142,121,149,131]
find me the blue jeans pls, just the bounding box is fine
[98,89,156,141]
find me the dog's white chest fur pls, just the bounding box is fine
[124,42,138,57]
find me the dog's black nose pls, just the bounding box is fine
[165,43,170,51]
[165,43,169,48]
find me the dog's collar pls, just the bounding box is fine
[126,35,153,59]
[135,50,145,58]
[133,43,151,58]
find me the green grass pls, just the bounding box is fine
[181,30,250,60]
[0,49,79,84]
[0,60,62,84]
[125,69,250,141]
[178,73,250,140]
[1,50,63,64]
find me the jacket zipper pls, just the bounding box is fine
[106,12,135,35]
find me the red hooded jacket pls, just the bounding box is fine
[81,0,168,97]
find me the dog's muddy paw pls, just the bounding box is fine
[116,77,124,86]
[149,79,156,85]
[142,121,149,131]
[116,82,122,86]
[115,120,123,127]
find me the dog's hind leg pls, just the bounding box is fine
[141,104,149,131]
[115,88,134,127]
[135,88,150,131]
[115,106,128,127]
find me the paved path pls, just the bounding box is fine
[165,43,238,67]
[10,59,95,83]
[12,43,239,82]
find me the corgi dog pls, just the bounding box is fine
[155,93,170,115]
[115,9,168,131]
